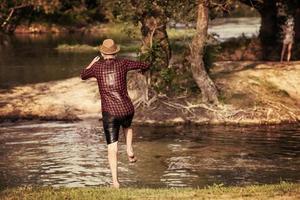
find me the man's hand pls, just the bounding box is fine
[92,56,100,63]
[86,56,100,69]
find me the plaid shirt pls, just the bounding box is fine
[80,58,150,117]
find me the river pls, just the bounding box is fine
[0,17,260,88]
[0,120,299,188]
[1,17,299,189]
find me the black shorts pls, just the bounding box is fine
[102,112,134,144]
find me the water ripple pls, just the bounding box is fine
[0,121,299,188]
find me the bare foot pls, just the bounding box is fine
[127,146,137,163]
[127,153,137,163]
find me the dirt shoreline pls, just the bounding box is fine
[0,61,300,125]
[1,113,299,127]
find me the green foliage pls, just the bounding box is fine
[0,0,106,32]
[139,41,160,65]
[104,0,239,25]
[204,44,222,71]
[281,0,300,16]
[35,0,105,26]
[160,68,175,85]
[227,2,259,18]
[0,0,61,32]
[138,38,198,95]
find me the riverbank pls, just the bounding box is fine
[0,182,299,200]
[0,61,299,125]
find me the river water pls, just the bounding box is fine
[1,17,299,189]
[0,17,260,88]
[0,120,299,188]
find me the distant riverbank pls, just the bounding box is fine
[0,19,263,89]
[0,61,299,125]
[1,182,299,200]
[12,18,260,42]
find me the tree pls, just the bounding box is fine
[1,0,234,105]
[0,0,106,33]
[239,0,300,60]
[105,0,233,104]
[104,0,173,102]
[130,0,172,95]
[189,0,219,104]
[0,0,60,33]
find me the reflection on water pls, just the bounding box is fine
[0,33,102,88]
[0,18,260,88]
[209,17,260,41]
[0,120,299,188]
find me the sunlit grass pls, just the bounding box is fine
[56,44,98,52]
[56,43,140,53]
[167,27,195,40]
[1,182,299,200]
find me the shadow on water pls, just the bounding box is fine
[0,120,299,188]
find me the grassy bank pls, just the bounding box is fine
[1,182,299,200]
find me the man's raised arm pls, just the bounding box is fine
[80,56,100,80]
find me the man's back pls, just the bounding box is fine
[81,58,149,116]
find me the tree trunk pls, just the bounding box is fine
[294,9,300,40]
[258,2,280,60]
[189,0,218,104]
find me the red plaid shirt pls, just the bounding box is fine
[80,58,149,117]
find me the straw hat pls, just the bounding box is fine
[99,39,120,55]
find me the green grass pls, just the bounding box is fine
[1,182,299,200]
[55,44,98,52]
[167,28,195,40]
[56,43,140,53]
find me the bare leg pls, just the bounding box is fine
[107,141,119,188]
[281,43,287,62]
[287,43,293,62]
[123,128,137,162]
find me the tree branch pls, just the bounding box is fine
[239,0,264,11]
[1,8,15,28]
[1,4,31,30]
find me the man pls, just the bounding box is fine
[80,39,150,188]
